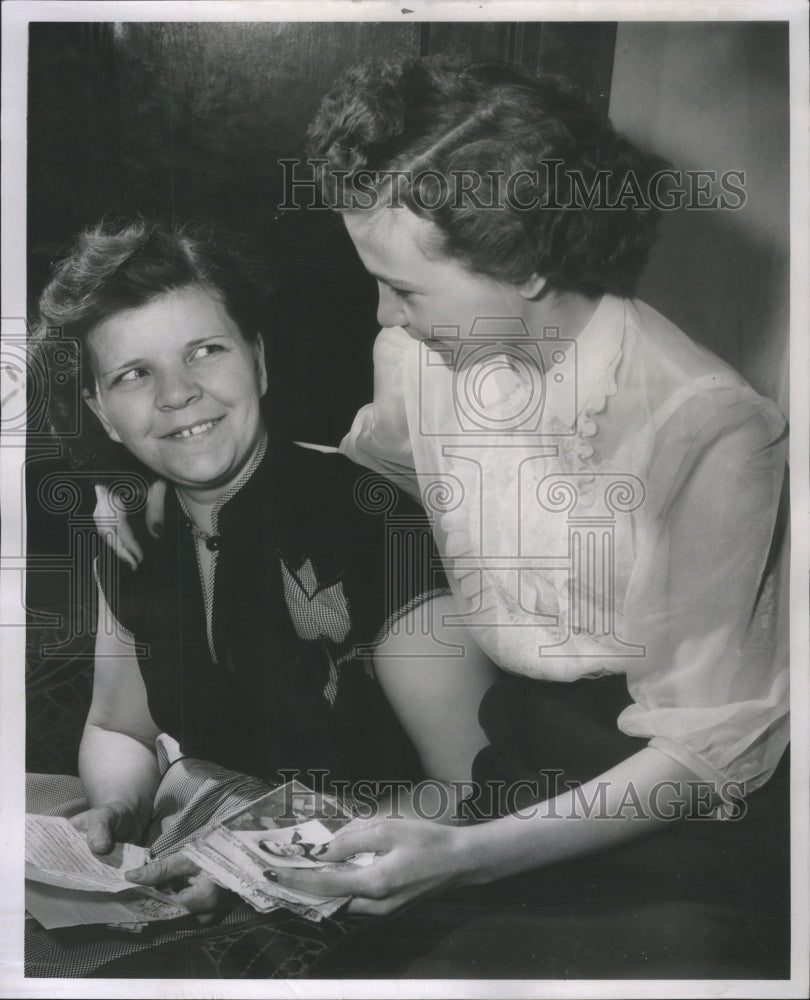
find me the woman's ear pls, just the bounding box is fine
[516,274,547,300]
[253,335,269,397]
[82,386,122,443]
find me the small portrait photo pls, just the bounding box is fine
[235,819,333,868]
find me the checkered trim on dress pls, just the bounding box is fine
[334,585,453,686]
[279,556,351,644]
[177,433,268,662]
[322,650,340,707]
[371,586,453,648]
[279,555,353,706]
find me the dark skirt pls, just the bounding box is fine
[310,672,791,980]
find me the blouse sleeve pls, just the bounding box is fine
[339,326,422,500]
[617,389,789,793]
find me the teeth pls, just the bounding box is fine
[174,420,216,439]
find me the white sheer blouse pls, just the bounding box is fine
[341,295,789,793]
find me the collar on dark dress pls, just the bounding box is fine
[176,430,271,548]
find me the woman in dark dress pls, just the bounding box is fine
[26,219,495,976]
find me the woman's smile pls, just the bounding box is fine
[162,416,225,440]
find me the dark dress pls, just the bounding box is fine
[26,437,450,978]
[97,434,448,791]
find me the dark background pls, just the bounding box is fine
[27,20,617,442]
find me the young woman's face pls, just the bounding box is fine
[344,207,535,343]
[84,285,267,499]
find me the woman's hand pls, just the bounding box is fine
[263,817,475,916]
[94,480,167,570]
[126,853,235,926]
[70,800,149,855]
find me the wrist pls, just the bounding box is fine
[450,822,499,888]
[455,814,548,886]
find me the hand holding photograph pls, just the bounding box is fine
[182,781,374,919]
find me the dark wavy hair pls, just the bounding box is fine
[306,56,666,296]
[31,218,276,473]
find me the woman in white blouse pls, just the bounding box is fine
[267,57,790,935]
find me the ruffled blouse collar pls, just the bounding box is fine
[540,293,625,445]
[570,293,625,420]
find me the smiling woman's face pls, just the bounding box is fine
[84,285,268,500]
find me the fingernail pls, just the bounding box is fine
[125,867,143,881]
[153,522,163,538]
[262,870,278,882]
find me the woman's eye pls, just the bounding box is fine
[190,343,225,360]
[114,368,148,385]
